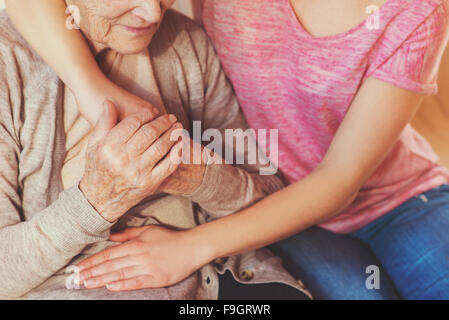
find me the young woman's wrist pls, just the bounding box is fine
[184,225,222,269]
[68,65,108,93]
[65,67,117,125]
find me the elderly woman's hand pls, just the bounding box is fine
[157,139,207,196]
[80,101,183,223]
[76,225,208,291]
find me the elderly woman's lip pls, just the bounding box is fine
[122,24,155,35]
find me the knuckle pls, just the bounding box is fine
[125,116,141,132]
[110,156,126,170]
[130,110,151,127]
[126,120,140,133]
[162,115,174,126]
[101,250,111,261]
[111,282,123,290]
[82,269,92,279]
[98,144,113,159]
[134,277,145,288]
[126,170,140,184]
[135,180,148,190]
[153,143,166,158]
[167,160,179,174]
[143,125,158,139]
[139,108,152,120]
[127,142,140,155]
[117,269,126,281]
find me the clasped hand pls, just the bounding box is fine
[80,100,184,222]
[77,101,210,292]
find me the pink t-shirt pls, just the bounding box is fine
[202,0,449,233]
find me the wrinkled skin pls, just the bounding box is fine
[80,102,183,222]
[72,0,205,221]
[73,0,208,289]
[65,0,176,125]
[67,0,175,54]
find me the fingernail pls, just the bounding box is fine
[168,114,177,122]
[173,123,183,129]
[107,283,118,291]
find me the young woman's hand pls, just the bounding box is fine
[71,74,160,126]
[76,225,209,291]
[80,101,183,223]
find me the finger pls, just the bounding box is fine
[79,255,141,283]
[168,138,185,165]
[106,275,158,292]
[126,114,177,156]
[108,108,157,145]
[150,141,183,180]
[109,227,151,242]
[84,266,144,289]
[88,101,118,148]
[140,123,183,168]
[77,242,135,271]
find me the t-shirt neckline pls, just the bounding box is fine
[286,0,397,41]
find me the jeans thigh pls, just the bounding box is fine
[269,227,399,300]
[360,185,449,300]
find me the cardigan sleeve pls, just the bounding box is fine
[0,29,113,299]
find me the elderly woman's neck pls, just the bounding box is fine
[82,34,106,57]
[94,48,119,75]
[81,33,117,75]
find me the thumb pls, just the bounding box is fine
[109,226,150,242]
[88,100,118,148]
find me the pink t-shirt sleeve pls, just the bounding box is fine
[369,2,449,95]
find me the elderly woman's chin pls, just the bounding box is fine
[99,28,157,55]
[112,38,154,55]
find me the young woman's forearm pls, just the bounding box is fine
[188,77,424,266]
[6,0,161,125]
[188,164,359,263]
[5,0,105,90]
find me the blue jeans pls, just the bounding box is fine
[269,184,449,300]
